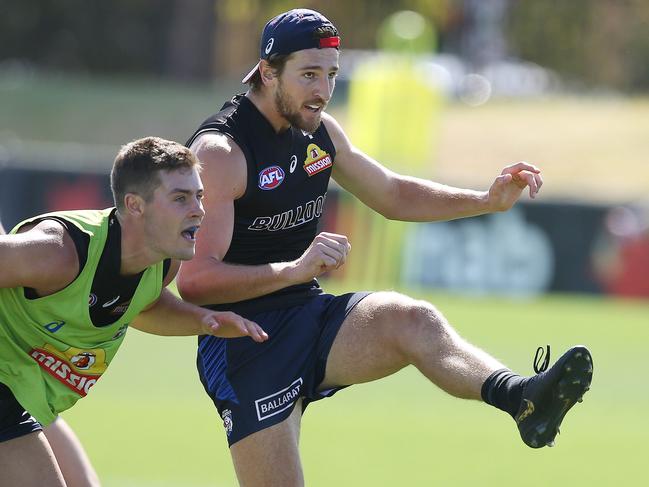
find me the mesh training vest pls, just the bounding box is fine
[0,209,164,424]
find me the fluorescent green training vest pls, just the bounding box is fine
[0,208,164,425]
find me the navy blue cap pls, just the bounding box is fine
[242,9,340,83]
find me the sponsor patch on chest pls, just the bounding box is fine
[29,344,108,397]
[303,143,332,176]
[258,165,285,190]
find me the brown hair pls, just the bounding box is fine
[110,136,200,211]
[247,53,292,92]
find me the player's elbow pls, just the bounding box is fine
[379,205,402,221]
[176,268,207,305]
[177,257,234,305]
[373,179,404,220]
[371,200,402,221]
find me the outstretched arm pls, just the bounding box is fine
[131,288,268,342]
[324,113,543,222]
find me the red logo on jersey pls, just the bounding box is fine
[30,344,108,397]
[303,144,332,177]
[258,166,285,190]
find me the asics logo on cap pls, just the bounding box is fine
[265,38,275,54]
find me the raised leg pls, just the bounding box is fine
[320,292,505,398]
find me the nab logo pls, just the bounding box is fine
[258,165,285,190]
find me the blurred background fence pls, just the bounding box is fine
[1,0,648,299]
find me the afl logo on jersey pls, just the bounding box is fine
[258,165,285,190]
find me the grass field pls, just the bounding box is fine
[62,284,649,486]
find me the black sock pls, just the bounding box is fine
[481,368,529,419]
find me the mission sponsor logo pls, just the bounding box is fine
[30,343,108,397]
[258,165,285,190]
[303,143,332,177]
[255,377,303,421]
[248,194,326,232]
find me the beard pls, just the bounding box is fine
[274,81,323,134]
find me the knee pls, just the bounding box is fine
[376,293,453,351]
[407,298,451,341]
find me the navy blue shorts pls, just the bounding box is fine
[0,382,43,442]
[197,292,370,446]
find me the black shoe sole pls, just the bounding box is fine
[518,346,593,448]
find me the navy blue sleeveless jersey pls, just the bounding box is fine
[186,94,337,310]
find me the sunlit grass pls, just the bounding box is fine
[63,287,649,486]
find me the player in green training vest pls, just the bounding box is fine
[0,136,268,487]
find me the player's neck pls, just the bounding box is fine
[114,211,159,276]
[246,90,291,133]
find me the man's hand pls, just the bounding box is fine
[488,162,543,212]
[201,311,268,342]
[289,232,351,282]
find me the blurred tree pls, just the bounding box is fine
[2,0,648,91]
[165,0,215,81]
[0,0,176,75]
[507,0,649,92]
[213,0,261,78]
[211,0,455,78]
[0,0,454,79]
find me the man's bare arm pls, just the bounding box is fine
[324,113,543,222]
[0,220,79,293]
[131,288,268,341]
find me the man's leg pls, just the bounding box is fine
[229,399,304,487]
[320,291,592,447]
[44,417,101,487]
[321,292,503,398]
[0,431,67,487]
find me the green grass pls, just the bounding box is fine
[62,285,649,486]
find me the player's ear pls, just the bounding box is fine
[123,193,145,217]
[259,60,276,86]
